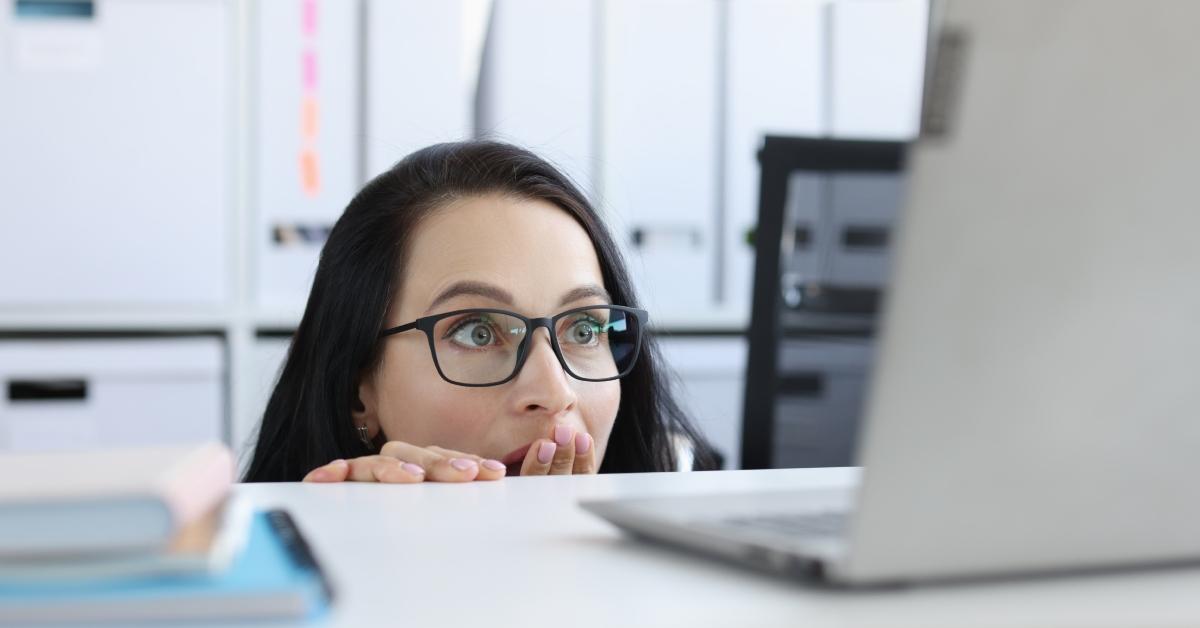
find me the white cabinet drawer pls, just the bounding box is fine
[827,173,904,288]
[235,336,291,463]
[774,337,873,468]
[0,338,224,452]
[658,336,748,469]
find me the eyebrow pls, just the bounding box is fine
[427,281,513,312]
[557,284,612,307]
[425,281,611,313]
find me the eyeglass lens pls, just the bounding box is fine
[429,307,640,385]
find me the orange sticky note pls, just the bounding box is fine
[301,96,319,138]
[300,149,321,197]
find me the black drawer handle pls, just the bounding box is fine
[8,379,89,402]
[841,226,889,249]
[777,373,824,398]
[630,226,703,249]
[792,225,812,249]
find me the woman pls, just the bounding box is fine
[244,141,717,483]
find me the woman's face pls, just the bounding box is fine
[358,194,621,470]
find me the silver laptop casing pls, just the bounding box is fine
[585,0,1200,586]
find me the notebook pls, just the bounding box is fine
[0,442,235,557]
[0,509,334,623]
[0,495,253,584]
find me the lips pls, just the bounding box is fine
[500,443,533,475]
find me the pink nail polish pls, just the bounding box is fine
[402,463,424,475]
[481,459,505,472]
[450,458,477,472]
[554,424,572,446]
[538,442,556,464]
[575,432,591,454]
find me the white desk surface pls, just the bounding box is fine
[237,468,1200,628]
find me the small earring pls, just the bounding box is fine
[356,424,372,447]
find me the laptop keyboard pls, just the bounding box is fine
[715,511,849,540]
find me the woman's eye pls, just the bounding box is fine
[450,321,497,348]
[565,320,601,345]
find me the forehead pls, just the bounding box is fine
[398,194,607,315]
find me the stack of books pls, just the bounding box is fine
[0,443,332,623]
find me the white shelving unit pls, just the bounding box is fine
[0,0,928,469]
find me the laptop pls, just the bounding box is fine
[582,0,1200,586]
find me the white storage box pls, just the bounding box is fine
[0,338,224,452]
[0,0,230,307]
[602,0,720,327]
[476,0,596,196]
[829,0,927,139]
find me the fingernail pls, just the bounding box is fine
[554,424,572,446]
[538,441,556,464]
[402,463,424,476]
[481,459,505,472]
[309,469,329,481]
[450,458,478,472]
[575,432,591,454]
[330,458,347,467]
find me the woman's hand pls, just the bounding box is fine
[302,423,595,483]
[518,424,595,476]
[303,442,507,483]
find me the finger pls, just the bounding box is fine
[571,432,596,475]
[427,456,482,482]
[381,441,494,482]
[519,438,557,476]
[380,441,444,470]
[405,444,484,482]
[426,446,481,462]
[427,446,506,481]
[345,456,426,483]
[303,459,350,482]
[548,425,576,475]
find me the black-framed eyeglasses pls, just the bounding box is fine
[378,305,648,387]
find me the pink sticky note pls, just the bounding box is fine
[302,0,318,37]
[301,49,317,91]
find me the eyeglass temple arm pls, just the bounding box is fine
[379,321,419,338]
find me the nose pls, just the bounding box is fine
[510,328,578,417]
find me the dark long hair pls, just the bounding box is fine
[243,140,717,481]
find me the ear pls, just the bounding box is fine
[353,371,381,440]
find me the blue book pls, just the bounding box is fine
[0,510,333,623]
